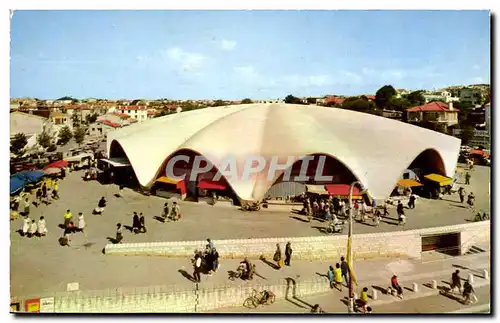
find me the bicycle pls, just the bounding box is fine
[243,289,275,308]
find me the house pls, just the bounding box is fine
[422,91,459,104]
[10,111,57,151]
[459,88,483,107]
[323,96,345,106]
[406,101,459,133]
[49,111,70,126]
[115,106,148,122]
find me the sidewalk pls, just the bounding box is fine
[207,265,491,313]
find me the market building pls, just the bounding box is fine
[104,103,461,203]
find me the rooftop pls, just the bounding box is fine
[407,101,460,112]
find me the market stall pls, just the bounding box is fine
[153,176,187,200]
[305,184,329,196]
[324,184,363,200]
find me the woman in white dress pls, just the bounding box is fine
[22,218,30,237]
[27,219,37,238]
[78,213,86,233]
[37,216,47,236]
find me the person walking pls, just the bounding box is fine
[97,196,107,213]
[139,213,147,233]
[327,266,335,289]
[193,252,202,283]
[340,256,349,287]
[333,263,343,291]
[358,287,369,313]
[458,187,466,204]
[467,193,475,211]
[27,219,37,238]
[451,270,462,293]
[162,202,170,220]
[52,180,59,200]
[465,172,471,185]
[462,279,477,304]
[35,188,42,207]
[273,243,282,269]
[382,201,389,216]
[115,223,123,244]
[132,212,140,234]
[391,275,403,299]
[171,201,181,221]
[63,209,73,229]
[207,238,215,251]
[23,197,31,217]
[37,216,47,236]
[285,242,292,266]
[78,213,86,233]
[408,194,416,209]
[211,248,219,273]
[21,217,30,237]
[41,182,48,204]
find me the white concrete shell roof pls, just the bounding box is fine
[107,103,461,201]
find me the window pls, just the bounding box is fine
[127,110,131,113]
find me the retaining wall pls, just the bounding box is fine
[105,221,490,261]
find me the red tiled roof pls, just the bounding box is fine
[111,112,130,119]
[362,95,376,100]
[407,101,460,112]
[117,105,148,110]
[324,96,345,105]
[98,120,121,128]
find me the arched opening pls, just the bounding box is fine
[394,148,447,199]
[99,140,139,187]
[265,154,358,199]
[152,149,240,205]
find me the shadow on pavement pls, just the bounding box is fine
[260,257,280,270]
[289,216,309,223]
[178,269,196,282]
[285,277,312,310]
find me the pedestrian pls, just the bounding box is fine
[63,209,73,229]
[23,198,30,217]
[35,188,42,207]
[327,266,335,289]
[12,194,20,211]
[458,187,466,203]
[383,201,389,216]
[450,270,462,293]
[207,238,215,251]
[391,275,403,299]
[37,216,47,236]
[41,182,48,204]
[273,243,282,268]
[462,279,477,304]
[78,213,86,233]
[139,213,146,233]
[27,219,37,238]
[340,256,349,286]
[52,180,59,200]
[397,200,404,216]
[408,194,416,209]
[97,196,107,214]
[211,248,219,272]
[465,172,471,185]
[193,252,202,283]
[61,227,72,247]
[21,217,30,237]
[115,223,123,244]
[132,212,140,234]
[358,287,369,313]
[285,242,292,266]
[162,202,169,220]
[170,201,180,221]
[333,263,343,291]
[118,184,124,197]
[60,167,66,179]
[467,193,475,210]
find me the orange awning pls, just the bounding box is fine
[156,176,182,185]
[397,179,423,188]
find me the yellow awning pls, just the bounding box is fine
[397,179,423,188]
[424,174,453,186]
[305,184,329,195]
[156,176,182,185]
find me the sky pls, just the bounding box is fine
[10,10,491,100]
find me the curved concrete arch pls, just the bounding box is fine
[108,103,461,201]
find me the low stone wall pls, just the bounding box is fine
[105,221,490,261]
[39,275,330,313]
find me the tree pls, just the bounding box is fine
[212,100,226,107]
[73,126,86,145]
[58,126,73,145]
[37,130,53,149]
[387,97,410,112]
[71,113,81,127]
[241,98,253,104]
[57,96,78,102]
[405,91,426,106]
[86,113,98,124]
[460,126,475,145]
[306,97,317,105]
[375,85,397,109]
[284,94,304,104]
[341,97,377,113]
[10,133,27,155]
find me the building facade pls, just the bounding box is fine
[406,101,459,133]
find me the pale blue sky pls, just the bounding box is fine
[10,10,490,100]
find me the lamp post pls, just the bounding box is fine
[347,180,367,313]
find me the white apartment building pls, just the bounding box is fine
[423,91,460,104]
[114,106,148,122]
[459,88,483,106]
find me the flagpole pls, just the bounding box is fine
[348,180,364,313]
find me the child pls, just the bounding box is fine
[37,216,47,236]
[27,220,37,238]
[116,223,123,243]
[333,263,343,291]
[78,213,86,233]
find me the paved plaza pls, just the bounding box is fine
[10,164,490,299]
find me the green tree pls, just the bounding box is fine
[387,97,410,112]
[57,96,77,102]
[375,85,397,109]
[212,100,226,107]
[73,126,86,145]
[241,98,253,104]
[460,126,475,145]
[342,97,377,113]
[86,113,98,124]
[37,130,53,149]
[284,94,304,104]
[71,113,81,127]
[58,126,73,145]
[405,91,426,106]
[10,133,28,155]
